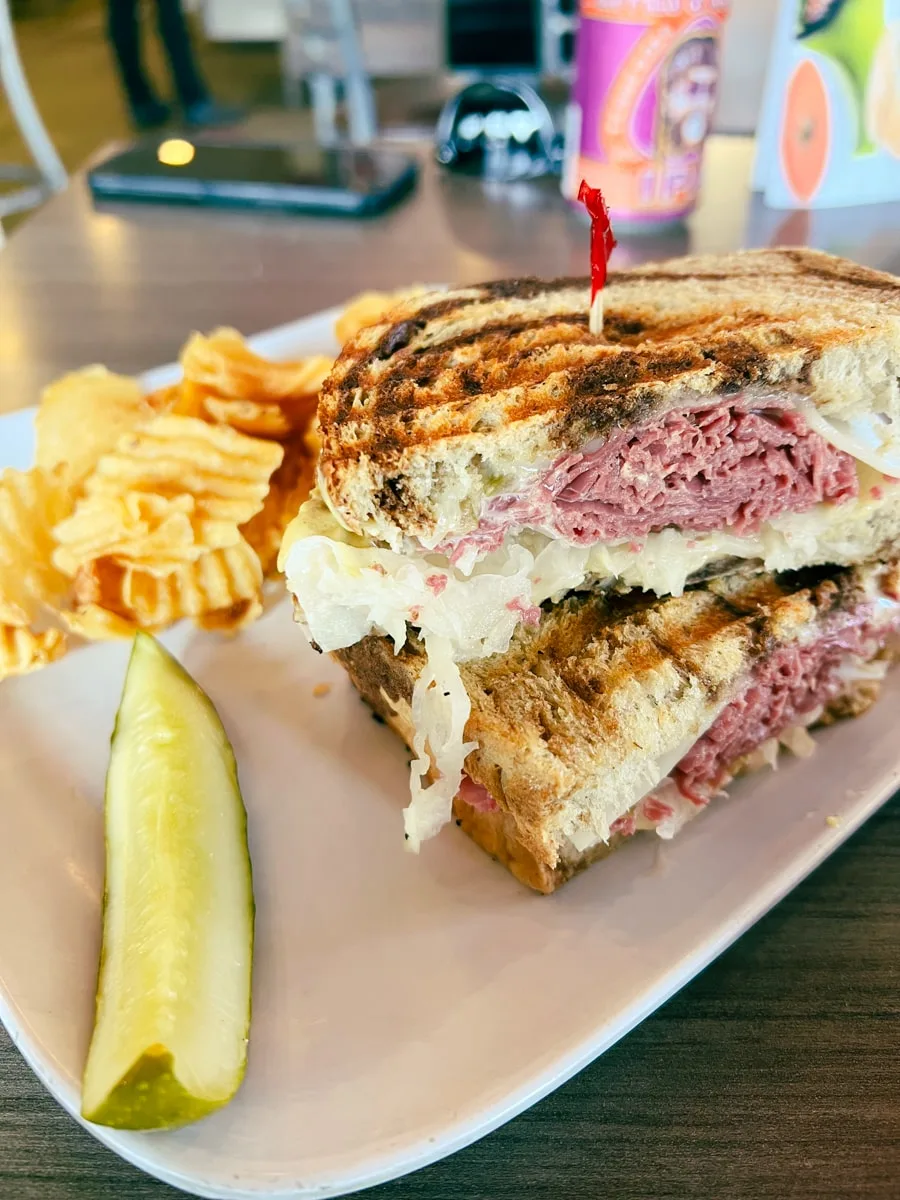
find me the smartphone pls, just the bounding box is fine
[88,139,419,216]
[445,0,539,72]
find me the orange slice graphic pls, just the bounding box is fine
[780,59,830,204]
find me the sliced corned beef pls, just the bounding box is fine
[455,609,899,839]
[549,402,858,542]
[674,612,895,802]
[442,399,858,561]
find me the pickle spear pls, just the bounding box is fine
[81,633,253,1130]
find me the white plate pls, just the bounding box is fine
[2,309,899,1200]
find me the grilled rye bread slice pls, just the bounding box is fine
[334,560,900,892]
[318,249,900,550]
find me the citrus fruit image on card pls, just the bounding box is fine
[756,0,900,208]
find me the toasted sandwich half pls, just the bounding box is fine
[335,559,900,891]
[282,249,900,846]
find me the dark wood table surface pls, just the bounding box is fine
[1,139,898,1200]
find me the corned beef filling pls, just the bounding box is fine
[551,404,857,541]
[673,610,893,801]
[442,400,858,562]
[458,774,497,813]
[456,608,898,834]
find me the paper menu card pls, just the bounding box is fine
[754,0,900,208]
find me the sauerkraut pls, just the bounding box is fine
[282,477,900,850]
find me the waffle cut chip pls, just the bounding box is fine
[143,381,182,416]
[0,466,73,680]
[177,328,332,438]
[201,395,296,440]
[35,367,160,488]
[241,436,317,576]
[60,601,140,642]
[334,287,427,346]
[75,413,283,544]
[0,625,67,677]
[182,327,332,402]
[53,491,203,578]
[0,466,73,625]
[67,539,263,638]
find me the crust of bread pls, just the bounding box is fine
[342,644,898,894]
[333,560,898,884]
[450,796,628,894]
[453,659,895,893]
[318,249,900,547]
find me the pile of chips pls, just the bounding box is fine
[0,288,420,681]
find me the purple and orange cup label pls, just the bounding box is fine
[564,1,732,224]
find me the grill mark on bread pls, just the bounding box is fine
[609,270,738,285]
[480,566,856,722]
[373,318,427,359]
[510,336,784,436]
[781,248,900,293]
[487,585,765,719]
[475,276,585,302]
[319,249,900,539]
[601,313,647,339]
[366,313,595,389]
[367,286,571,350]
[330,326,814,459]
[333,321,824,452]
[333,559,897,878]
[613,253,900,294]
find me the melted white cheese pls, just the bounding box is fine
[283,476,900,850]
[795,404,900,478]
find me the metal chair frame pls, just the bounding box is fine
[0,0,67,223]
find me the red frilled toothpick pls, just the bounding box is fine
[578,180,617,336]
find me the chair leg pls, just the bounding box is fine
[310,72,338,144]
[0,0,67,194]
[280,32,305,110]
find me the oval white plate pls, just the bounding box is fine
[2,310,899,1200]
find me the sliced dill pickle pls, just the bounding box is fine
[81,633,253,1130]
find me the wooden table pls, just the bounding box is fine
[1,139,898,1199]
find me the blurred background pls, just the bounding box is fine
[0,0,779,213]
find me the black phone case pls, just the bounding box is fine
[87,153,418,217]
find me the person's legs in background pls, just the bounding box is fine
[153,0,244,128]
[106,0,244,131]
[106,0,170,129]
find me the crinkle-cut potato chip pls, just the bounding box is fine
[201,395,294,439]
[165,378,207,421]
[35,367,158,487]
[144,381,182,415]
[0,466,74,625]
[0,624,67,679]
[53,492,208,578]
[70,557,145,625]
[126,541,262,626]
[181,327,333,403]
[175,329,330,440]
[61,604,140,641]
[3,316,340,667]
[241,436,317,576]
[84,414,283,530]
[334,286,427,346]
[68,539,263,637]
[195,594,263,634]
